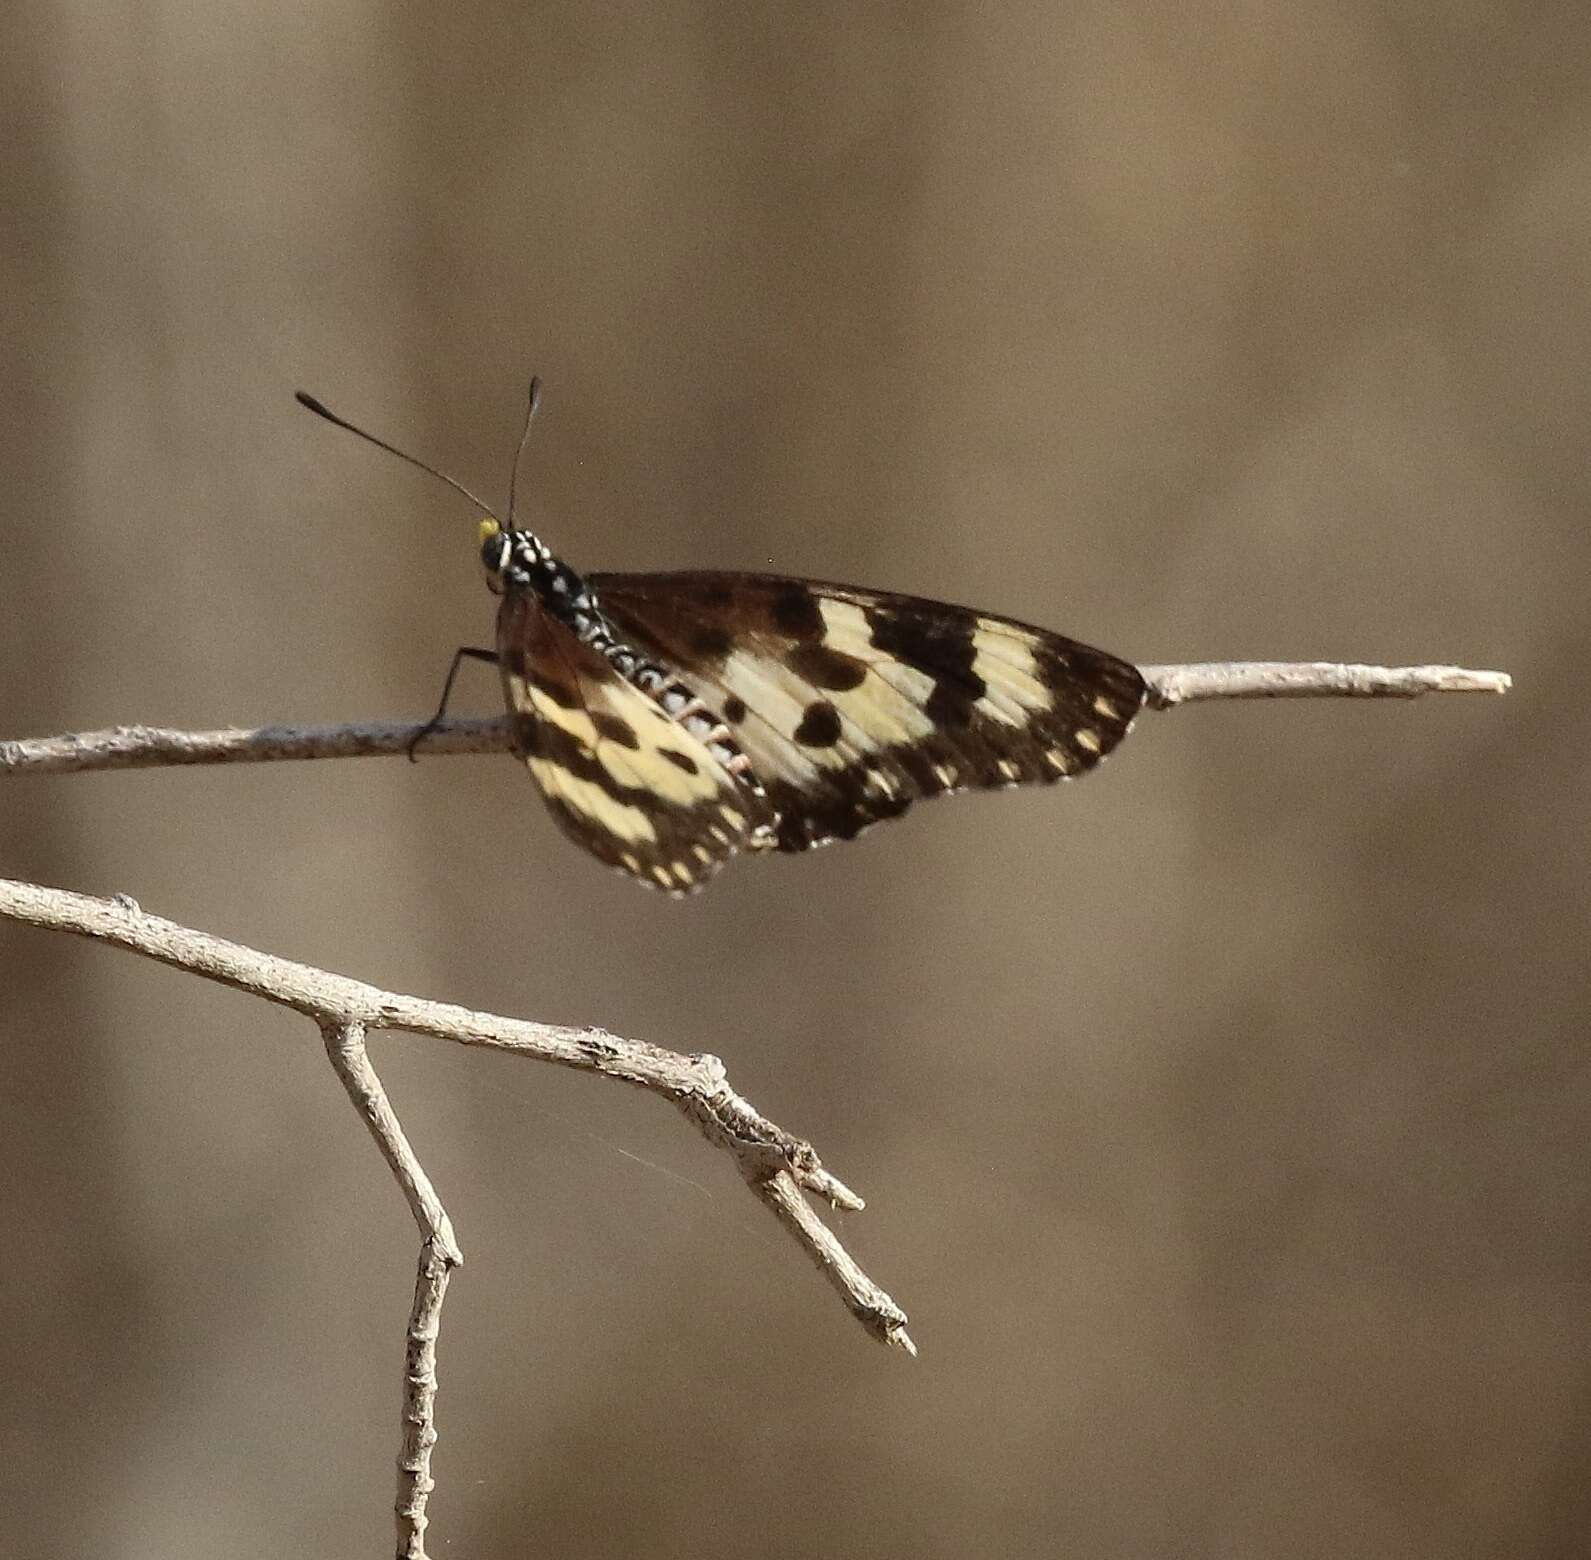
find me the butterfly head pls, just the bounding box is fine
[479,516,567,600]
[479,518,512,593]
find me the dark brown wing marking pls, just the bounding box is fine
[495,591,775,893]
[592,572,1146,853]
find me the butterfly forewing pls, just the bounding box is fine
[591,572,1147,852]
[495,591,775,893]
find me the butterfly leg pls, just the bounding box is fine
[408,646,500,761]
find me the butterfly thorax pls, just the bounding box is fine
[481,521,631,659]
[481,521,589,607]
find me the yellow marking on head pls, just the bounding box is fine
[478,517,503,545]
[526,758,658,843]
[1074,727,1101,754]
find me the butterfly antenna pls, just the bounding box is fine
[505,375,543,528]
[294,390,497,518]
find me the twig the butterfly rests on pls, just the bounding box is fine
[0,658,1511,779]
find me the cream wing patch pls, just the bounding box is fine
[495,590,774,893]
[524,757,658,844]
[523,683,723,809]
[716,652,935,782]
[714,601,1049,773]
[968,627,1053,724]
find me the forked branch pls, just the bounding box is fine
[0,878,911,1559]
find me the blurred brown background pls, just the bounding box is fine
[4,2,1587,1556]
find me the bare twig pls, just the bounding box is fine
[323,1019,461,1558]
[0,878,912,1557]
[1139,661,1510,708]
[399,1237,455,1560]
[0,717,511,775]
[322,1019,462,1264]
[0,659,1511,778]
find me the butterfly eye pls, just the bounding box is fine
[479,526,510,579]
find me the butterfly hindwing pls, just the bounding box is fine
[495,591,775,893]
[591,572,1147,852]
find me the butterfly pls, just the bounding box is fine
[297,382,1146,895]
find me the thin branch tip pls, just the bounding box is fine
[813,1172,865,1212]
[858,1298,915,1355]
[1139,660,1512,708]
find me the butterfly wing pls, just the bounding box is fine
[592,572,1146,852]
[495,590,776,893]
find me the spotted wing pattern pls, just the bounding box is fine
[591,572,1147,853]
[495,591,776,893]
